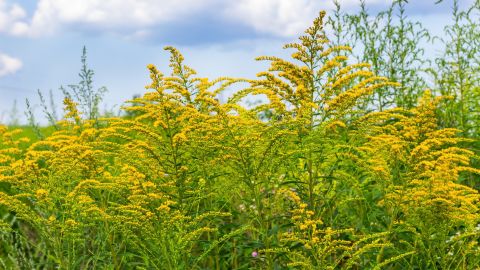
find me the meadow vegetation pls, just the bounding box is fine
[0,1,479,269]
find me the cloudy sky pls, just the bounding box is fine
[0,0,474,123]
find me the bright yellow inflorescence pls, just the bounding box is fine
[0,11,479,270]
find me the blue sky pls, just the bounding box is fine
[0,0,475,124]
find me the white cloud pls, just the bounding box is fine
[0,52,22,77]
[224,0,319,37]
[0,0,29,36]
[223,0,388,37]
[0,0,409,38]
[12,0,219,37]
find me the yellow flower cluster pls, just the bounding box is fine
[361,91,480,231]
[0,10,478,269]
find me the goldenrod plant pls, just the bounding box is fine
[1,8,479,270]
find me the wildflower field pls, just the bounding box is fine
[1,1,480,269]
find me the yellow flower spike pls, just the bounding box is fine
[63,97,82,125]
[172,133,188,146]
[65,219,78,227]
[35,189,49,198]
